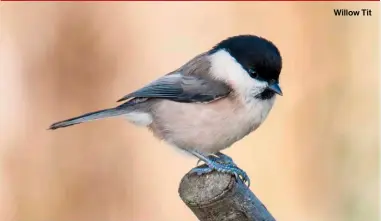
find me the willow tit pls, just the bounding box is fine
[49,35,283,185]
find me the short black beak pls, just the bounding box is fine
[268,82,283,96]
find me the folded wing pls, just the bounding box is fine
[117,72,231,103]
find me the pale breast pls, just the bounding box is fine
[148,96,275,154]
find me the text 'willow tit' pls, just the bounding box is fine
[49,35,283,186]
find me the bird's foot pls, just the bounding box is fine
[214,152,236,166]
[196,152,236,166]
[191,152,250,186]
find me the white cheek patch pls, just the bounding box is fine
[124,112,153,126]
[209,49,267,97]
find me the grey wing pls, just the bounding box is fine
[117,72,231,103]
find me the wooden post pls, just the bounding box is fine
[179,166,276,221]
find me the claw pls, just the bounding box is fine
[213,163,250,187]
[190,151,251,187]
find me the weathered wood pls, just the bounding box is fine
[179,165,276,221]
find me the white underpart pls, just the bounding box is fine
[124,112,152,126]
[209,49,268,101]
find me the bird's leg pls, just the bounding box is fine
[190,150,250,186]
[196,152,237,166]
[215,152,237,166]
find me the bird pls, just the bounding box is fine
[49,35,283,186]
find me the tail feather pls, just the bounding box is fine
[49,107,126,130]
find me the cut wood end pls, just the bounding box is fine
[179,167,236,206]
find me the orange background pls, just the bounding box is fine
[0,2,379,221]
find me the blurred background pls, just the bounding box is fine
[0,2,379,221]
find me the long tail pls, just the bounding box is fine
[49,107,127,130]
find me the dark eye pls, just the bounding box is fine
[248,68,258,78]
